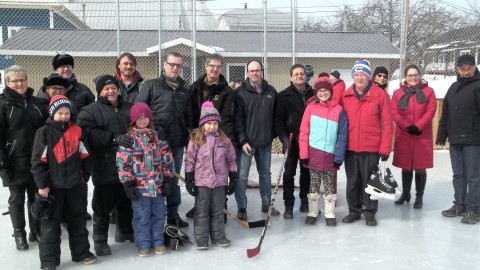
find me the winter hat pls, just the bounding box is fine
[52,54,74,70]
[305,65,314,77]
[94,75,119,95]
[330,70,341,79]
[43,74,70,90]
[372,66,389,78]
[351,58,371,78]
[130,102,153,125]
[199,101,221,126]
[456,54,476,67]
[314,73,333,92]
[48,95,72,117]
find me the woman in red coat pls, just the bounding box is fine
[391,64,437,209]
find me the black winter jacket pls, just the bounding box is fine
[0,87,48,185]
[77,96,132,185]
[189,74,236,147]
[115,70,144,104]
[234,79,277,149]
[437,70,480,145]
[136,74,193,147]
[31,119,91,190]
[275,82,314,142]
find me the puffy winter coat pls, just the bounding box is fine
[189,74,236,146]
[136,74,193,147]
[0,87,48,185]
[275,82,314,142]
[332,79,346,103]
[341,82,393,155]
[234,79,277,149]
[184,132,236,188]
[299,100,348,171]
[77,96,132,185]
[392,80,436,170]
[31,119,91,190]
[115,70,144,104]
[116,128,174,197]
[437,70,480,145]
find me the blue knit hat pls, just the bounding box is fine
[351,58,371,78]
[199,101,221,126]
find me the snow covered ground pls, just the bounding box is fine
[0,151,478,270]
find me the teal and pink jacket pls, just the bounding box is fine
[299,99,348,171]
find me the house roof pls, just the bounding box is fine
[218,8,292,30]
[0,28,400,58]
[428,26,480,50]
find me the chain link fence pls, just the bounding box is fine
[1,0,478,185]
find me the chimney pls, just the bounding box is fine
[244,3,247,9]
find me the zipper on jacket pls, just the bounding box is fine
[8,140,16,157]
[33,104,43,119]
[9,106,14,118]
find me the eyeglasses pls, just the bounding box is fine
[376,74,388,79]
[317,90,331,95]
[406,74,420,78]
[8,79,27,84]
[206,64,222,70]
[47,86,65,93]
[292,73,306,77]
[248,69,262,73]
[165,62,183,69]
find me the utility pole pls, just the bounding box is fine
[399,0,410,78]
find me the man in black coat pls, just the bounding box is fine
[0,65,49,250]
[136,52,193,228]
[275,64,314,219]
[77,75,134,256]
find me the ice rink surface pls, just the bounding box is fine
[0,151,478,270]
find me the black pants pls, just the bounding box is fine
[39,183,93,268]
[92,182,133,235]
[8,180,37,229]
[344,151,379,218]
[194,186,226,245]
[282,138,310,206]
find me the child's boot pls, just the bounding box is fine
[324,194,337,226]
[305,193,320,225]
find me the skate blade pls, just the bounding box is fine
[364,187,396,200]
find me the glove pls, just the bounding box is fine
[0,169,13,187]
[380,154,389,161]
[185,172,198,196]
[300,158,309,166]
[123,181,140,201]
[406,125,422,136]
[30,193,55,220]
[162,176,173,197]
[281,137,290,154]
[334,162,342,168]
[227,172,237,195]
[114,134,134,148]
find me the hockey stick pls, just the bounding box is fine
[223,209,266,229]
[246,133,293,258]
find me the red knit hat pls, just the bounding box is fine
[314,73,333,92]
[130,102,153,125]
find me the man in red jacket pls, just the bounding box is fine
[340,59,393,226]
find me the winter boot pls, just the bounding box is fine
[299,197,309,213]
[395,171,413,205]
[185,207,195,219]
[115,222,134,243]
[27,203,41,243]
[283,199,294,219]
[13,229,29,250]
[413,173,427,209]
[92,215,111,256]
[305,193,320,225]
[324,194,337,227]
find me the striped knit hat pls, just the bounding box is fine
[199,101,221,126]
[351,58,371,78]
[49,95,72,118]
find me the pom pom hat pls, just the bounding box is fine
[199,101,221,126]
[130,102,153,125]
[351,58,371,78]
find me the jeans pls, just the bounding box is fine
[235,144,272,208]
[131,195,166,249]
[449,144,480,213]
[167,146,183,219]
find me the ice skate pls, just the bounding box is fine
[365,168,395,200]
[165,225,192,245]
[384,168,401,195]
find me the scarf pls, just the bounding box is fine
[398,81,428,110]
[163,71,179,91]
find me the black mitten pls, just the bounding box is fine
[281,137,290,154]
[185,172,198,196]
[300,158,309,166]
[114,134,134,148]
[123,181,140,201]
[227,172,237,195]
[334,162,342,168]
[380,154,389,161]
[162,176,173,197]
[31,193,55,220]
[0,169,12,187]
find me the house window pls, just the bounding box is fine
[7,26,25,39]
[227,63,247,83]
[0,26,3,46]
